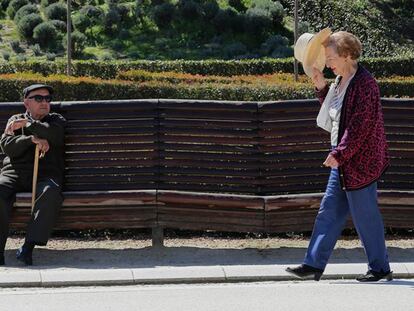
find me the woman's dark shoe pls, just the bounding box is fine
[356,270,393,282]
[286,264,323,281]
[16,247,33,266]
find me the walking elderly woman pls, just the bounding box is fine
[287,29,392,282]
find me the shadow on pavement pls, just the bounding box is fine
[2,246,413,270]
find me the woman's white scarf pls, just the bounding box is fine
[316,77,341,132]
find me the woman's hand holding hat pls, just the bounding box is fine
[311,67,327,91]
[294,28,331,78]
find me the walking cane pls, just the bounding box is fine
[31,145,40,213]
[31,145,46,213]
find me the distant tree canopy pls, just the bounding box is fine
[0,0,411,60]
[280,0,414,57]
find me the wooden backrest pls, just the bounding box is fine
[0,98,412,195]
[61,100,158,191]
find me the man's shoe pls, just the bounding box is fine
[16,247,33,266]
[286,264,323,281]
[356,270,393,282]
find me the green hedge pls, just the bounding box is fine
[0,56,412,79]
[0,72,313,102]
[0,73,412,102]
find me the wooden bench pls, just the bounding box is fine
[1,98,412,246]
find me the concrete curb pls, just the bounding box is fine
[0,263,413,288]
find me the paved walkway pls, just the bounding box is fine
[1,244,413,287]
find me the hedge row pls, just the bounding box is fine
[117,70,311,85]
[0,56,412,79]
[0,72,314,102]
[0,73,412,103]
[118,70,414,98]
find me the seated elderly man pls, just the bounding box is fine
[0,84,66,265]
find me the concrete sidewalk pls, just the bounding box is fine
[1,244,414,287]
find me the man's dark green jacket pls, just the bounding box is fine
[0,112,66,184]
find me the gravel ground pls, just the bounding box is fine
[5,231,414,251]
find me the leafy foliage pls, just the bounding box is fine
[33,21,59,49]
[6,0,28,19]
[17,13,43,40]
[13,3,39,24]
[0,57,412,80]
[0,71,412,102]
[0,0,411,60]
[45,2,67,22]
[280,0,414,57]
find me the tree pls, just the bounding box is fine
[17,13,43,40]
[63,30,87,57]
[45,2,67,21]
[6,0,28,19]
[152,3,175,29]
[33,21,58,49]
[14,3,39,24]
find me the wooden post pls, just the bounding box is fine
[67,0,72,76]
[294,0,299,82]
[152,227,164,248]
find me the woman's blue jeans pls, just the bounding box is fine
[303,168,390,273]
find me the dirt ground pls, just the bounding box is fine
[5,230,414,251]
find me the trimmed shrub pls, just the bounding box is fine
[14,3,39,24]
[10,39,24,53]
[100,53,114,61]
[17,13,43,40]
[45,52,56,61]
[15,54,27,62]
[2,51,10,61]
[50,19,67,32]
[80,4,104,19]
[40,0,59,8]
[244,7,272,36]
[251,0,284,28]
[72,13,90,32]
[260,35,293,58]
[117,69,245,84]
[63,30,87,57]
[6,0,28,19]
[33,22,58,48]
[0,57,412,80]
[46,53,56,62]
[31,43,42,56]
[45,2,67,21]
[0,72,412,102]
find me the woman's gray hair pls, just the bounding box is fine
[323,31,362,60]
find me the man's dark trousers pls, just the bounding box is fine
[0,172,63,252]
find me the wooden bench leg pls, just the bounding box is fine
[152,227,164,248]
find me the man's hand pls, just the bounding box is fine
[4,119,28,135]
[311,67,327,91]
[31,136,49,156]
[323,154,339,168]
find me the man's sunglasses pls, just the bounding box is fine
[27,95,52,103]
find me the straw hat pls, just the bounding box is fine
[294,28,332,77]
